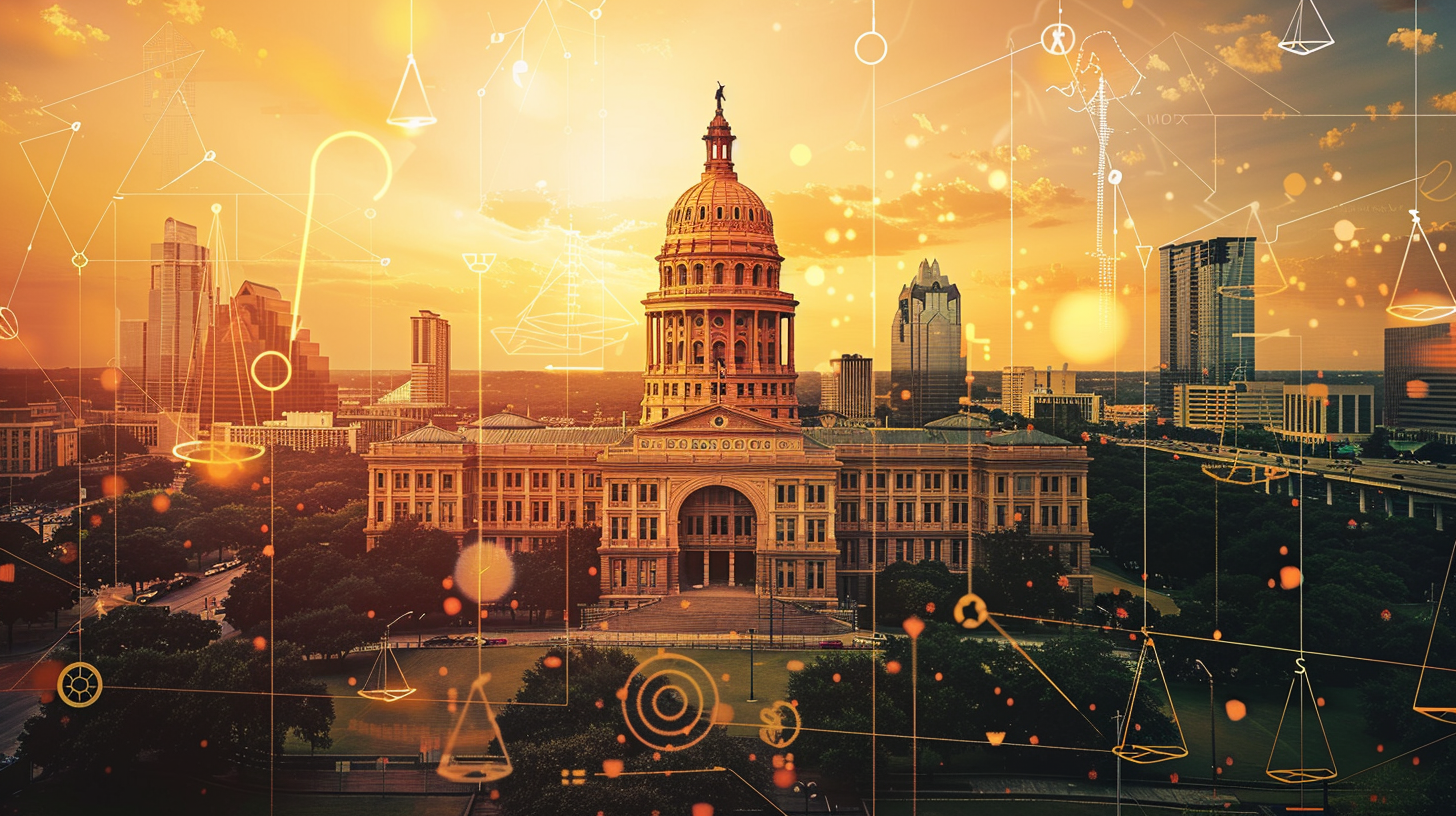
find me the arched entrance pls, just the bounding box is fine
[677,485,757,589]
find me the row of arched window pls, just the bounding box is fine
[660,262,778,289]
[668,204,768,226]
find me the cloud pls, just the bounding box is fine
[1432,91,1456,112]
[1203,14,1269,34]
[1145,54,1170,72]
[1159,86,1180,101]
[912,113,936,134]
[40,5,109,42]
[770,177,1082,257]
[164,0,204,25]
[1319,123,1357,150]
[210,27,240,51]
[1389,28,1439,53]
[1217,31,1283,73]
[843,141,866,152]
[1116,146,1147,166]
[951,145,1039,169]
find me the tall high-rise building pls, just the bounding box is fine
[1385,322,1456,433]
[1158,237,1256,417]
[640,96,799,423]
[1001,366,1077,416]
[410,310,451,406]
[145,218,212,412]
[821,354,873,420]
[889,259,965,427]
[190,280,337,425]
[119,319,149,411]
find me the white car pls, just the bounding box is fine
[852,632,888,647]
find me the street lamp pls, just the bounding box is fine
[791,780,818,813]
[747,628,758,703]
[1196,658,1216,797]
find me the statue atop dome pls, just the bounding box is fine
[714,82,725,111]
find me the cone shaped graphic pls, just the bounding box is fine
[1414,539,1456,723]
[438,674,513,783]
[1388,216,1456,321]
[1279,0,1335,55]
[1113,636,1189,764]
[358,636,416,702]
[1266,663,1338,783]
[387,54,437,128]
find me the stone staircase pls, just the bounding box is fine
[599,587,850,635]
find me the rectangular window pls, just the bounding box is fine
[839,502,859,522]
[776,560,796,588]
[649,560,658,587]
[995,505,1007,527]
[776,484,798,505]
[695,383,702,397]
[995,475,1006,495]
[506,501,522,521]
[442,473,454,491]
[585,502,597,524]
[1041,476,1061,493]
[1014,505,1032,528]
[394,472,406,490]
[638,484,659,503]
[376,471,385,489]
[1069,504,1081,528]
[1041,505,1061,527]
[1014,475,1035,495]
[1068,476,1081,496]
[485,472,498,489]
[876,540,886,563]
[613,559,627,588]
[505,472,523,489]
[375,501,384,522]
[895,502,914,523]
[442,502,455,524]
[483,500,498,521]
[875,502,886,522]
[808,561,825,590]
[925,472,942,491]
[923,502,942,523]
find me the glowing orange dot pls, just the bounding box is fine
[252,636,267,651]
[748,754,756,762]
[1291,498,1299,507]
[510,599,519,610]
[692,804,715,816]
[1170,773,1180,783]
[1376,744,1384,752]
[1267,578,1277,588]
[200,739,208,748]
[1088,770,1098,780]
[1129,633,1137,641]
[442,576,454,590]
[367,610,376,618]
[260,524,269,533]
[1413,756,1421,766]
[994,687,1002,695]
[924,602,936,614]
[1317,697,1326,707]
[1006,698,1014,706]
[296,503,305,512]
[1226,756,1233,766]
[602,758,625,778]
[1225,700,1247,721]
[902,617,925,639]
[1279,546,1288,556]
[1057,575,1070,588]
[589,566,598,576]
[438,666,448,676]
[443,597,462,616]
[1279,566,1302,590]
[262,545,275,558]
[1028,735,1038,744]
[1089,703,1096,711]
[1409,379,1430,398]
[1026,580,1034,588]
[787,660,805,671]
[152,493,171,513]
[617,734,626,744]
[886,661,902,674]
[934,672,943,682]
[900,390,912,401]
[773,768,797,788]
[544,656,563,669]
[183,540,192,549]
[348,676,357,686]
[832,673,841,683]
[489,791,499,800]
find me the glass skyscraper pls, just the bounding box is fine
[889,259,965,427]
[1158,237,1256,418]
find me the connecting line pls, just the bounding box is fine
[989,612,1456,674]
[1269,173,1435,244]
[878,43,1038,108]
[209,162,384,263]
[985,616,1104,739]
[1333,731,1456,785]
[592,767,789,815]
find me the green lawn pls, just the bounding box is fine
[289,645,820,754]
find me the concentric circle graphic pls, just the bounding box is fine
[57,661,103,708]
[620,653,719,751]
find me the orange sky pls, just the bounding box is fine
[2,0,1454,375]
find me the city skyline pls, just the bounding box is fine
[1,1,1454,378]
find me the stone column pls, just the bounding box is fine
[1359,487,1367,513]
[728,550,736,586]
[703,551,711,586]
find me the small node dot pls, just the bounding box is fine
[380,258,391,266]
[211,203,222,214]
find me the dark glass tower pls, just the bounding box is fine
[1158,237,1256,418]
[889,259,965,427]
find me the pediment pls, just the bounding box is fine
[638,403,790,436]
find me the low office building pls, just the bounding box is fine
[1280,383,1375,444]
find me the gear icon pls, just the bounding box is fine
[57,661,103,708]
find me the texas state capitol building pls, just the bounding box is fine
[364,100,1094,608]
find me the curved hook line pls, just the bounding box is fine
[290,131,393,342]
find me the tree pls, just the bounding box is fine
[115,527,188,596]
[84,605,219,656]
[275,605,378,660]
[0,523,74,651]
[508,526,603,625]
[876,559,961,626]
[972,528,1077,620]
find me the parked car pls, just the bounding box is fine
[818,640,844,649]
[223,559,242,570]
[204,564,226,577]
[136,589,162,604]
[852,632,888,647]
[423,635,455,647]
[1393,473,1406,480]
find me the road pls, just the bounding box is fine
[1126,440,1456,501]
[0,568,243,756]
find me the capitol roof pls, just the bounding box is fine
[470,411,547,429]
[389,424,467,444]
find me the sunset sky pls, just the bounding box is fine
[2,0,1454,376]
